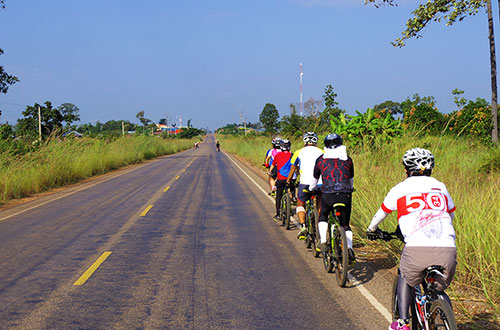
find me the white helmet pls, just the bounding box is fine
[402,148,435,173]
[303,131,318,145]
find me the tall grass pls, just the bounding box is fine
[0,136,196,205]
[218,134,500,312]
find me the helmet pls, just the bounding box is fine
[280,139,291,151]
[324,133,343,149]
[303,131,318,145]
[402,148,435,173]
[272,137,281,148]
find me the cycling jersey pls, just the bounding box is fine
[290,146,324,186]
[273,151,291,180]
[379,176,456,248]
[312,146,354,194]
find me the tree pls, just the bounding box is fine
[304,97,323,117]
[280,104,304,137]
[259,103,280,135]
[0,49,19,94]
[159,118,167,125]
[373,100,402,116]
[16,101,80,139]
[136,111,151,132]
[366,0,498,143]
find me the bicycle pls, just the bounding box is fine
[322,203,349,287]
[279,185,291,230]
[371,229,458,330]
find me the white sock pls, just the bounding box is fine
[346,230,353,250]
[318,222,328,243]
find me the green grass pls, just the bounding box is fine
[0,136,197,205]
[218,134,500,314]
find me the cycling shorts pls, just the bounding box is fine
[297,184,314,203]
[400,246,457,291]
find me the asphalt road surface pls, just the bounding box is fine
[0,136,393,330]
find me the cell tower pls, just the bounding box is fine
[300,62,303,116]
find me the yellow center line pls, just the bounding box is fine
[175,176,180,180]
[140,205,153,216]
[163,186,170,192]
[73,252,112,286]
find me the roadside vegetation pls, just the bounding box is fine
[0,135,198,206]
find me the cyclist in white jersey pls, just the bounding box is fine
[367,148,457,330]
[286,132,323,239]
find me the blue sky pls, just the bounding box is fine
[0,0,497,130]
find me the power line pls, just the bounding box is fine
[0,101,27,107]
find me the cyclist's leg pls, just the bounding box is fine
[318,193,333,244]
[396,273,413,321]
[296,184,310,225]
[335,193,353,251]
[275,180,286,216]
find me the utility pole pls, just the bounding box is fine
[38,105,42,141]
[300,62,303,116]
[122,121,125,136]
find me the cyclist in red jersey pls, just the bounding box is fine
[269,139,292,221]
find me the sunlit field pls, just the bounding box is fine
[0,136,197,205]
[218,134,500,314]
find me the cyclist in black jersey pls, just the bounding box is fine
[310,133,355,264]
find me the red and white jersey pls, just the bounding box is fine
[381,176,456,247]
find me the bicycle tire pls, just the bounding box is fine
[285,192,291,230]
[322,226,334,272]
[312,208,320,257]
[304,207,312,248]
[280,194,286,226]
[428,298,458,330]
[334,225,349,287]
[391,275,400,321]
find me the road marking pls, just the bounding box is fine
[175,176,180,180]
[163,186,170,192]
[225,152,392,323]
[140,205,153,216]
[73,252,112,286]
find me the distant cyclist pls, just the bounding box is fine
[269,139,292,221]
[310,133,355,264]
[216,140,220,152]
[286,132,323,240]
[366,148,457,330]
[265,137,282,196]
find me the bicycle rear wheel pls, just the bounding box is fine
[391,275,400,321]
[311,208,320,258]
[334,225,349,287]
[322,227,334,272]
[428,298,457,330]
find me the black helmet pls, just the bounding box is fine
[280,139,291,151]
[324,133,342,149]
[303,131,318,145]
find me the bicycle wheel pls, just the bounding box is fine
[280,194,286,226]
[284,192,291,230]
[322,227,334,272]
[304,207,312,248]
[428,298,458,330]
[391,275,400,321]
[334,225,349,287]
[312,208,320,258]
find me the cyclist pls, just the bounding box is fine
[286,132,323,240]
[366,148,457,330]
[265,137,282,196]
[269,139,292,221]
[216,140,221,152]
[310,133,355,264]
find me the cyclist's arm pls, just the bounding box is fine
[367,207,389,232]
[286,164,297,184]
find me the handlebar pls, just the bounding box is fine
[366,227,404,242]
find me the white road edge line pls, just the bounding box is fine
[225,152,392,323]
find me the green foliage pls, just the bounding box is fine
[16,101,80,139]
[136,111,151,127]
[366,0,485,47]
[373,100,402,116]
[175,127,205,139]
[280,104,304,138]
[0,123,14,140]
[401,94,444,133]
[0,49,19,94]
[259,103,280,134]
[330,108,403,148]
[447,98,492,141]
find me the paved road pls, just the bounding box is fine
[0,136,391,329]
